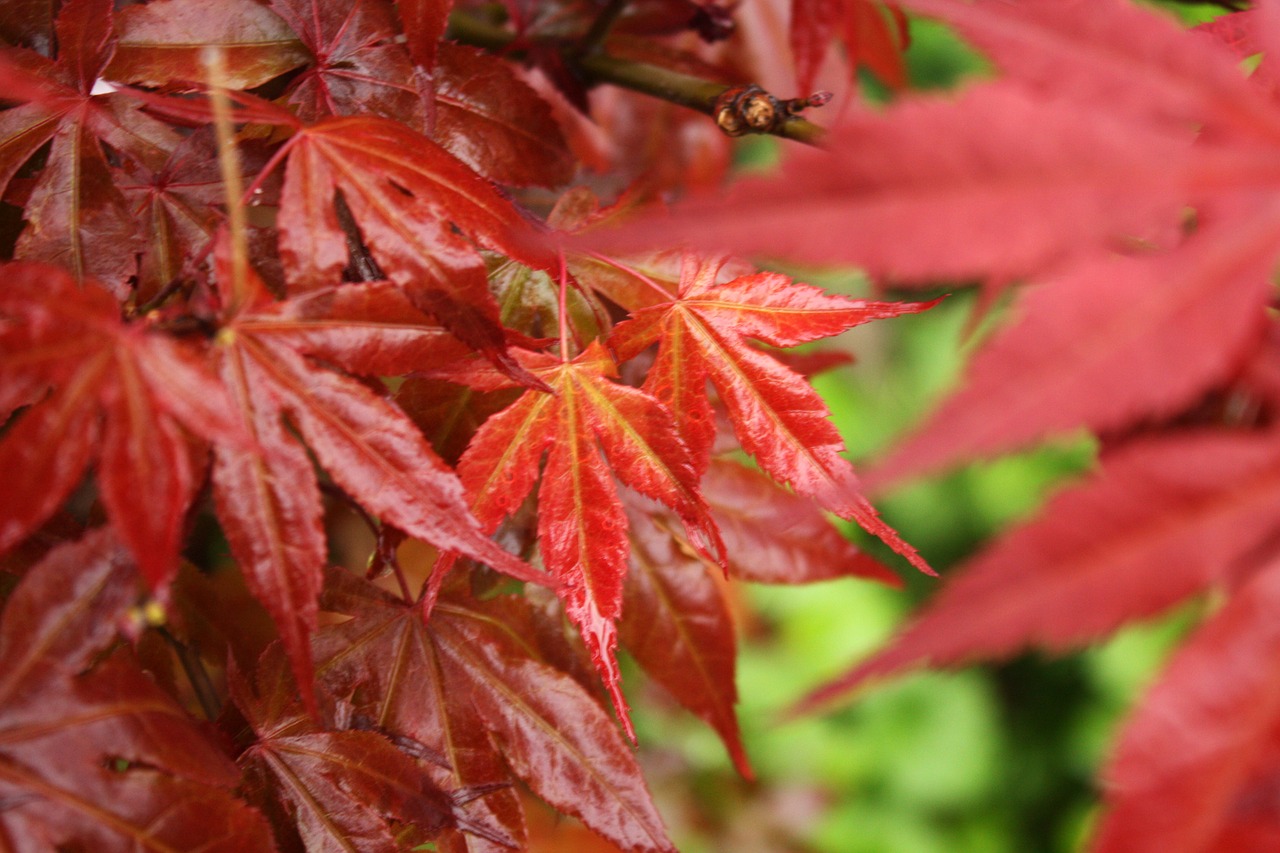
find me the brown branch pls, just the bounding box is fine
[446,11,827,146]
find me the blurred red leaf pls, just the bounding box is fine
[799,429,1280,713]
[1093,561,1280,853]
[865,211,1279,487]
[791,0,908,94]
[108,0,308,90]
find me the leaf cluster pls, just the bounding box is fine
[0,0,919,850]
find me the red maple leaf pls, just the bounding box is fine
[212,260,547,720]
[440,340,725,738]
[0,261,245,588]
[607,253,935,574]
[0,0,183,290]
[434,42,574,188]
[702,0,1280,845]
[0,530,276,852]
[275,112,556,383]
[234,642,509,852]
[315,566,677,853]
[269,0,428,128]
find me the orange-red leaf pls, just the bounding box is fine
[608,254,933,573]
[453,342,723,735]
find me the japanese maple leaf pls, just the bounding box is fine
[607,253,934,574]
[0,261,246,589]
[275,112,556,383]
[791,0,908,94]
[0,529,277,851]
[433,43,574,188]
[442,340,725,737]
[116,129,274,304]
[800,428,1280,706]
[105,0,309,90]
[212,268,544,720]
[0,0,183,291]
[270,0,427,128]
[233,644,503,852]
[314,566,677,853]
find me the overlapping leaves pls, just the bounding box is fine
[0,0,944,850]
[0,0,181,291]
[0,262,244,588]
[315,567,676,853]
[0,530,276,852]
[441,340,726,738]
